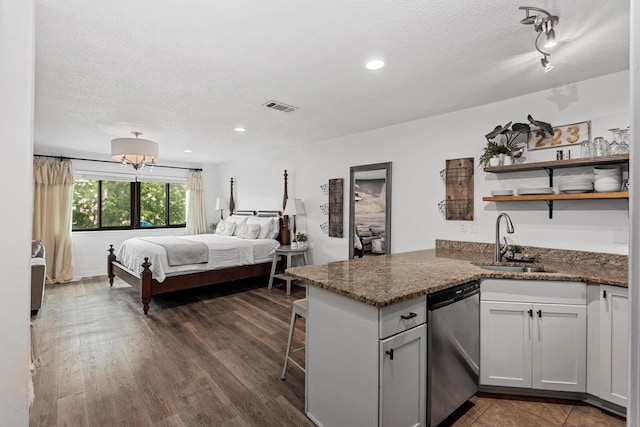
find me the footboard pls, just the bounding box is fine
[108,245,154,314]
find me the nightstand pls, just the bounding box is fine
[268,245,308,295]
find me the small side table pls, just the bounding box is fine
[268,245,308,295]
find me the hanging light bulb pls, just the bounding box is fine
[540,55,554,73]
[543,22,557,48]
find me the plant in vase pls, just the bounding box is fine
[481,114,554,167]
[508,244,525,260]
[210,222,218,233]
[295,231,308,249]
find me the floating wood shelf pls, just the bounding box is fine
[483,155,630,218]
[483,192,629,202]
[483,154,629,173]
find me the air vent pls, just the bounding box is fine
[263,100,298,113]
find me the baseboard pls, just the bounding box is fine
[478,385,627,418]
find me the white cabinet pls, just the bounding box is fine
[306,285,426,427]
[480,279,586,393]
[380,324,427,427]
[599,285,628,407]
[532,303,586,392]
[480,301,532,388]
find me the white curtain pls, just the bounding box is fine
[186,171,207,235]
[32,158,74,283]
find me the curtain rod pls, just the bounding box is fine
[33,154,202,172]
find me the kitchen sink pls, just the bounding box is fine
[478,265,547,273]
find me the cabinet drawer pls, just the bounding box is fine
[379,296,426,339]
[481,279,586,305]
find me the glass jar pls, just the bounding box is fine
[592,137,609,157]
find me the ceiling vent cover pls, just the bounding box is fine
[263,100,298,113]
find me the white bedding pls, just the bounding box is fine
[115,234,280,283]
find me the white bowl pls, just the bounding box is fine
[594,177,621,185]
[593,167,621,176]
[594,182,622,192]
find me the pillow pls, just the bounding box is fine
[246,216,274,239]
[225,215,249,236]
[31,240,43,258]
[215,220,236,236]
[225,215,249,226]
[267,217,280,240]
[236,223,261,239]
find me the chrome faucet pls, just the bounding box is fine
[494,213,515,262]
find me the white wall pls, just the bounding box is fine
[218,71,630,265]
[67,159,221,278]
[0,0,34,424]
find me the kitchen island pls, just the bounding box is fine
[287,241,628,426]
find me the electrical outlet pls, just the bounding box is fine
[459,223,467,233]
[469,223,479,234]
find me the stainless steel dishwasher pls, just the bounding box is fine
[427,281,480,426]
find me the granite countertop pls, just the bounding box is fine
[285,242,628,308]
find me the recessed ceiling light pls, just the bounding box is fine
[364,59,386,70]
[184,149,192,153]
[234,127,246,132]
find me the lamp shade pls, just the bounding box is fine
[214,198,227,210]
[283,198,306,216]
[111,136,159,165]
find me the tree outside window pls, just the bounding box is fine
[72,179,186,231]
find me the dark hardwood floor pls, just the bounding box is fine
[30,276,312,427]
[30,275,626,427]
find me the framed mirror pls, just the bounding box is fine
[349,162,392,259]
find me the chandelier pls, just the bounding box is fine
[111,131,159,171]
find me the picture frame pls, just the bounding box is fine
[527,120,591,151]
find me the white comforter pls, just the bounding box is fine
[115,234,280,283]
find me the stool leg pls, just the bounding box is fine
[281,309,298,380]
[268,252,278,290]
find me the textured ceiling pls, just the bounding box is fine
[34,0,630,165]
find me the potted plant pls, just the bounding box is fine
[480,141,514,167]
[295,231,308,249]
[210,222,218,233]
[481,115,553,167]
[508,244,525,260]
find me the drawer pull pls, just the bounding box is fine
[401,312,417,320]
[386,349,394,360]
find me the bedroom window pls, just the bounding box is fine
[72,179,186,231]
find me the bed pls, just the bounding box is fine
[108,172,292,314]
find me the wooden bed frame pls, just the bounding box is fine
[108,172,290,314]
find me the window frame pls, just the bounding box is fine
[73,179,187,232]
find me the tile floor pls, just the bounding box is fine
[440,393,626,427]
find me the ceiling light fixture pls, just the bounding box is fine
[364,59,385,70]
[519,6,559,72]
[184,149,192,153]
[540,54,554,73]
[234,127,246,132]
[111,131,159,171]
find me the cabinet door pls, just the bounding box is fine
[600,285,628,407]
[379,324,426,427]
[532,303,586,392]
[480,301,532,388]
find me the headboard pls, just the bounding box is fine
[225,170,289,244]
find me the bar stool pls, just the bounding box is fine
[281,298,307,380]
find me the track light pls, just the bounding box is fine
[544,29,556,48]
[540,55,554,73]
[519,6,559,72]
